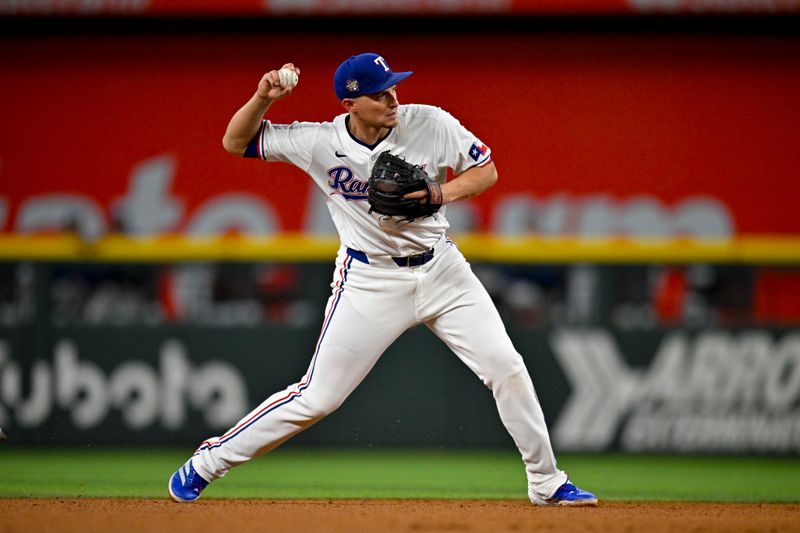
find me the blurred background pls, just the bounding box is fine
[1,2,799,457]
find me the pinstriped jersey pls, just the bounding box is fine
[247,104,492,257]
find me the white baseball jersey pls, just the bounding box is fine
[190,102,568,504]
[249,104,492,256]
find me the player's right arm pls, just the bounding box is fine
[222,64,299,156]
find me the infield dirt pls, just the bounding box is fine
[2,499,800,532]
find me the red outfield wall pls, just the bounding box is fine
[1,34,799,237]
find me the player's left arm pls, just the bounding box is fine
[440,162,498,204]
[405,162,497,204]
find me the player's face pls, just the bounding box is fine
[353,86,399,128]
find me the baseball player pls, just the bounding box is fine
[169,53,597,506]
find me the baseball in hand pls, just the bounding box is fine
[278,68,299,88]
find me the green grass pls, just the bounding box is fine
[1,448,799,502]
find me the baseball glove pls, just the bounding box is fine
[368,151,443,221]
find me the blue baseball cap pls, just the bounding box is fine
[334,53,413,100]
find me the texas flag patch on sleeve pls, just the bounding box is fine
[468,142,488,161]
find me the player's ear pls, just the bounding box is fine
[342,98,356,112]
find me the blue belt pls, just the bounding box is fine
[346,247,435,267]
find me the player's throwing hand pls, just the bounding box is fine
[257,63,300,101]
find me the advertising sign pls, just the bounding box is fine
[2,0,799,15]
[2,325,798,452]
[2,35,799,240]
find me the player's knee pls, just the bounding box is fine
[483,353,527,389]
[302,393,346,419]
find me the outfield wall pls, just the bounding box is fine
[1,260,798,454]
[1,20,798,453]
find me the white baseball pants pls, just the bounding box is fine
[191,236,567,500]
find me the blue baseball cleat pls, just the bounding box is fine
[168,459,209,503]
[532,481,598,507]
